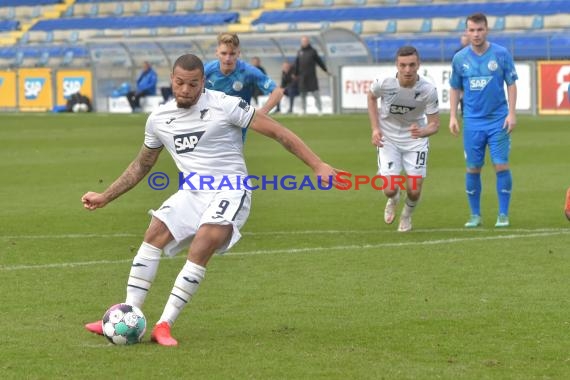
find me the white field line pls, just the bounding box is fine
[1,229,568,272]
[0,227,568,240]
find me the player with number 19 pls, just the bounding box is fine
[367,45,440,232]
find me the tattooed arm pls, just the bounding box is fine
[81,145,162,210]
[249,112,340,186]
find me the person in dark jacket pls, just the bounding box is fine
[294,36,329,115]
[127,61,157,112]
[277,60,298,114]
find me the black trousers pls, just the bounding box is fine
[127,90,152,110]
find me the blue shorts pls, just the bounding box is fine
[463,124,511,169]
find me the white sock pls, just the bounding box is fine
[125,242,161,309]
[158,260,206,326]
[402,198,418,217]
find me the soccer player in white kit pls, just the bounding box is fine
[82,54,339,346]
[367,46,440,232]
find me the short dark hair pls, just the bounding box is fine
[172,54,204,75]
[396,46,419,59]
[466,12,488,27]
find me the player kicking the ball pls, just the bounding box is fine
[82,54,340,346]
[367,45,440,232]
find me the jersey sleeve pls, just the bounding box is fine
[449,54,463,90]
[144,114,163,149]
[252,66,277,95]
[425,84,440,115]
[222,95,256,129]
[502,50,518,86]
[369,77,385,98]
[203,60,216,89]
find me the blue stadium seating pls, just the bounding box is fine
[252,0,570,24]
[0,45,87,58]
[365,32,570,62]
[1,0,568,67]
[0,20,19,32]
[0,0,61,6]
[29,12,240,31]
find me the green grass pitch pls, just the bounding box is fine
[0,112,568,379]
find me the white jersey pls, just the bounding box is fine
[370,75,438,146]
[144,89,255,190]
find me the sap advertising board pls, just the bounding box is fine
[340,63,533,113]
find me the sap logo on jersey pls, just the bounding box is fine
[24,78,45,100]
[174,131,205,154]
[469,76,493,91]
[63,77,84,98]
[390,105,415,114]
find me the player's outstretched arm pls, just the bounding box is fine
[260,87,285,115]
[249,112,340,186]
[81,145,162,210]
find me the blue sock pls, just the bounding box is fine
[496,170,512,216]
[466,172,481,216]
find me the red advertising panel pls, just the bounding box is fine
[538,61,570,115]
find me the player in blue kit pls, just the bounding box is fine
[449,12,518,228]
[204,33,284,116]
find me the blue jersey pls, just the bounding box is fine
[204,59,277,103]
[450,43,517,129]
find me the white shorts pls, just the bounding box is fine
[151,190,251,257]
[377,139,429,178]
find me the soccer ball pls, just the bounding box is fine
[102,303,146,345]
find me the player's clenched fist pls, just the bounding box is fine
[81,192,108,210]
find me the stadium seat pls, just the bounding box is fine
[396,18,430,34]
[36,50,50,67]
[330,20,358,32]
[493,16,505,31]
[430,17,460,33]
[172,0,203,13]
[505,15,536,30]
[68,30,79,43]
[361,20,393,34]
[544,14,570,29]
[31,13,240,31]
[14,5,43,20]
[0,20,19,32]
[18,32,30,45]
[96,3,119,16]
[0,0,60,5]
[549,33,570,58]
[137,2,150,15]
[26,30,47,44]
[61,50,75,67]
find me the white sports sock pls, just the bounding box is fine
[402,198,418,217]
[125,242,161,309]
[159,260,206,326]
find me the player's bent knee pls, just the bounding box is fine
[188,224,233,265]
[407,190,421,201]
[144,217,175,248]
